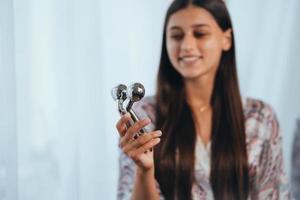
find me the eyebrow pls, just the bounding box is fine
[169,24,209,30]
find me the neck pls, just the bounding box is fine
[184,74,215,110]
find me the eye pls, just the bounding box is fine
[194,32,207,38]
[170,34,183,41]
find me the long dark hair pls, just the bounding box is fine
[154,0,249,199]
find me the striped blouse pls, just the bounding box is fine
[117,96,291,200]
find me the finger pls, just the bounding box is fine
[128,138,161,161]
[115,113,131,137]
[123,118,151,141]
[122,130,162,152]
[119,118,151,148]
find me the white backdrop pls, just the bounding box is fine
[0,0,17,200]
[228,0,300,180]
[0,0,299,199]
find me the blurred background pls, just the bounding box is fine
[0,0,300,199]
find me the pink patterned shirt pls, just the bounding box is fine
[117,97,291,200]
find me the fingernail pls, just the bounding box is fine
[144,118,151,123]
[152,131,159,136]
[122,113,128,119]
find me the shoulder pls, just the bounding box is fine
[243,97,278,121]
[132,96,156,121]
[243,97,280,143]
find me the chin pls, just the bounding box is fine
[181,73,203,81]
[181,70,214,81]
[180,69,204,79]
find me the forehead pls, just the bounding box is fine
[167,6,217,29]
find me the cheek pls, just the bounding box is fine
[200,38,223,62]
[166,41,179,64]
[201,37,222,52]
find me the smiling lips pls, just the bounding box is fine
[179,55,202,65]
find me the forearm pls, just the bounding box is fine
[131,167,160,200]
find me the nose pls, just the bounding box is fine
[181,34,196,52]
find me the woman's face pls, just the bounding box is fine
[166,6,232,81]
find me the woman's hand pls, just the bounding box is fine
[116,113,162,171]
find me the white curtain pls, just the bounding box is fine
[228,0,300,178]
[0,0,17,200]
[0,0,299,199]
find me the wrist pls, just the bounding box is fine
[136,166,155,178]
[132,166,159,200]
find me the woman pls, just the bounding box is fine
[115,0,290,199]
